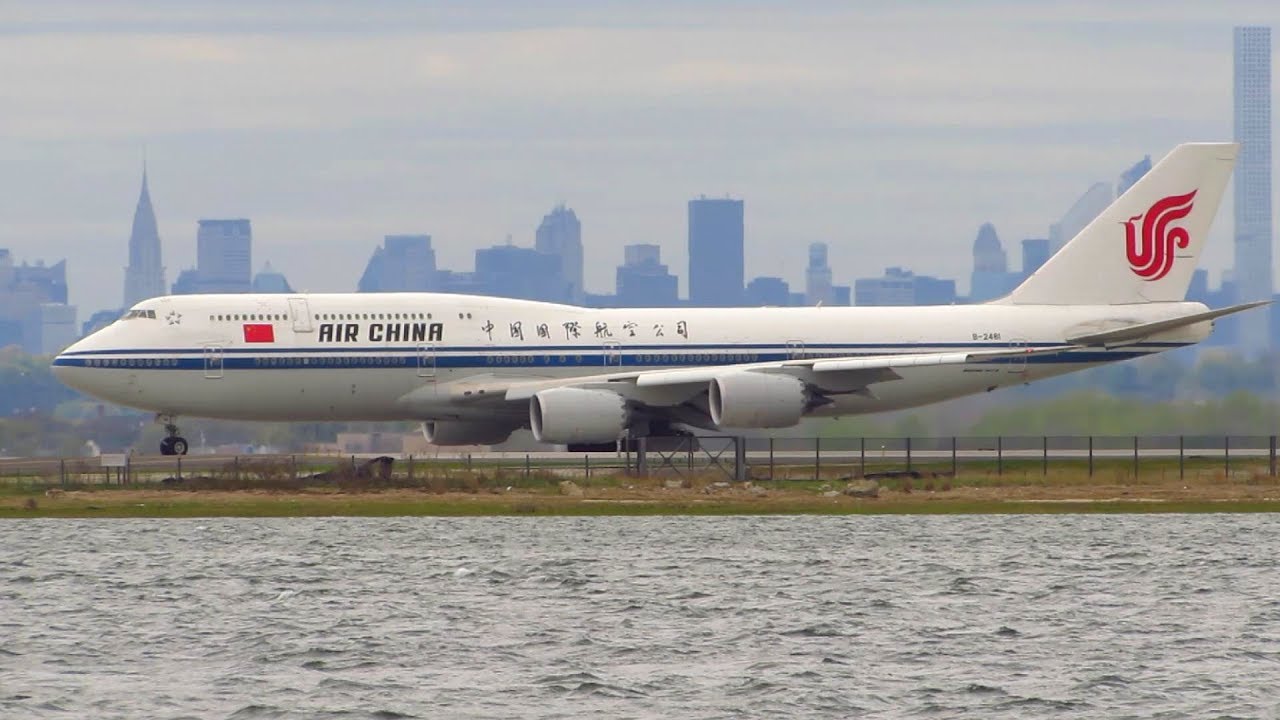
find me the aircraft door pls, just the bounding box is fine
[288,297,314,333]
[603,340,622,367]
[417,343,436,379]
[1007,338,1028,375]
[203,345,224,379]
[786,340,806,361]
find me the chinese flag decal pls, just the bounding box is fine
[243,324,275,343]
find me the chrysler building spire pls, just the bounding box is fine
[123,161,166,307]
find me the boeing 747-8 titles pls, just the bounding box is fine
[54,143,1262,455]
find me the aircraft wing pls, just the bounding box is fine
[1066,300,1269,347]
[493,343,1078,406]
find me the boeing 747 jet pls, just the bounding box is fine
[54,143,1261,455]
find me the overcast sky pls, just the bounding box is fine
[1,1,1278,314]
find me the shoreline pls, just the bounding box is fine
[5,482,1280,518]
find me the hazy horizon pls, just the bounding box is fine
[2,1,1278,315]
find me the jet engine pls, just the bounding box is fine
[423,420,518,446]
[709,372,807,428]
[530,387,628,444]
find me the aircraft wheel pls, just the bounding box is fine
[160,437,176,456]
[171,437,189,456]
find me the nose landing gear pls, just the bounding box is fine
[158,416,189,456]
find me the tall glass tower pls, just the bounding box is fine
[1233,26,1272,351]
[688,196,744,306]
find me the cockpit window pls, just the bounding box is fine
[121,309,158,320]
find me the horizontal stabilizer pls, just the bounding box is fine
[1067,300,1269,346]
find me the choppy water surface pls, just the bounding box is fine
[3,515,1280,719]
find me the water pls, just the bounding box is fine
[2,515,1280,719]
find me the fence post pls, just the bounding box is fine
[906,437,912,472]
[860,437,866,477]
[1133,436,1138,479]
[1271,435,1276,477]
[951,436,957,477]
[524,454,530,484]
[1088,436,1094,478]
[60,459,66,487]
[815,437,821,481]
[176,455,182,482]
[290,455,296,481]
[769,438,775,483]
[1224,435,1230,477]
[1042,436,1048,476]
[408,454,414,484]
[997,436,1003,476]
[1179,435,1184,480]
[124,455,131,486]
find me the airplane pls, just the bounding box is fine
[53,142,1263,456]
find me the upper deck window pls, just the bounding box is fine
[122,309,157,320]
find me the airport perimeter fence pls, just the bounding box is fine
[2,435,1279,488]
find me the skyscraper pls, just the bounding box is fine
[1117,155,1152,197]
[970,222,1015,301]
[358,234,438,292]
[196,219,252,293]
[805,242,833,306]
[615,243,678,307]
[535,205,583,304]
[688,196,744,306]
[1234,26,1272,351]
[1048,182,1113,256]
[1021,238,1050,277]
[122,167,166,307]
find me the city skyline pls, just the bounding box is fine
[2,2,1278,316]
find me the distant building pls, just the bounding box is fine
[744,276,792,306]
[688,197,744,306]
[1234,26,1273,351]
[122,166,166,307]
[251,262,294,293]
[536,206,584,304]
[856,267,956,307]
[173,219,253,294]
[197,219,252,291]
[358,234,437,292]
[805,242,833,306]
[1049,182,1112,256]
[471,244,568,302]
[0,250,76,353]
[25,303,78,355]
[82,308,120,338]
[1117,155,1152,197]
[969,223,1017,301]
[615,244,678,307]
[1021,238,1050,277]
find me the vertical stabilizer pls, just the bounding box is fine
[1001,143,1237,305]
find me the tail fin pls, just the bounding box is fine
[1001,142,1238,305]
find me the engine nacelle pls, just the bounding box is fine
[423,420,518,446]
[709,372,807,428]
[530,388,628,444]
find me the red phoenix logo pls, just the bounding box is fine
[1124,190,1197,281]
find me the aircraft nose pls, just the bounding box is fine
[51,337,91,390]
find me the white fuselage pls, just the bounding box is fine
[53,293,1208,424]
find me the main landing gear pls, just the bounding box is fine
[158,415,189,456]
